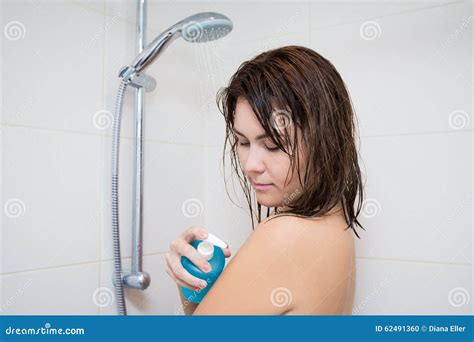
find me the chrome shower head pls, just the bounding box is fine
[180,12,233,43]
[122,12,232,78]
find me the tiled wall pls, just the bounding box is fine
[1,0,472,315]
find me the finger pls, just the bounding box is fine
[170,259,208,289]
[222,247,232,258]
[165,264,197,291]
[174,239,211,273]
[166,263,202,291]
[221,241,231,257]
[180,225,208,242]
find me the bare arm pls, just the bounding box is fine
[192,217,300,315]
[165,225,231,315]
[192,215,354,315]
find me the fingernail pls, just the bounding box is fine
[203,264,211,272]
[200,281,207,288]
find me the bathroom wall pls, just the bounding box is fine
[1,0,471,315]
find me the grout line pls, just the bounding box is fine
[357,255,472,267]
[71,0,468,37]
[0,122,216,147]
[1,123,471,145]
[361,128,474,139]
[308,0,468,33]
[0,252,470,278]
[97,0,107,316]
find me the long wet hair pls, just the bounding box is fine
[217,45,365,239]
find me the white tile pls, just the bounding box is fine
[0,262,100,315]
[2,127,102,273]
[103,18,143,141]
[209,1,309,42]
[101,139,207,260]
[99,254,182,315]
[0,127,4,276]
[309,0,462,30]
[309,1,472,136]
[203,145,255,252]
[1,1,105,135]
[104,3,310,146]
[355,131,472,264]
[104,18,208,144]
[107,0,309,41]
[353,258,472,315]
[72,0,105,14]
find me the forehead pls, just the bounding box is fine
[233,97,260,130]
[233,97,296,140]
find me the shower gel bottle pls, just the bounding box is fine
[180,233,227,303]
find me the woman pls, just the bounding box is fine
[165,45,365,315]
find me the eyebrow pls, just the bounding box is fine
[232,128,269,141]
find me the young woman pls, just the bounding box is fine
[165,45,365,315]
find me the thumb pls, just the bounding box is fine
[222,242,231,258]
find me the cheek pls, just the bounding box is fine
[270,155,292,187]
[236,147,247,165]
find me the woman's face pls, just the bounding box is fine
[233,97,305,208]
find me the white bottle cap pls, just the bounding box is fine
[205,233,228,249]
[197,240,214,261]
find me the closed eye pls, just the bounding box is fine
[265,145,280,152]
[237,140,280,152]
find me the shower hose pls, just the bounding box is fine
[111,80,128,315]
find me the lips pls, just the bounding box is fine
[251,180,272,186]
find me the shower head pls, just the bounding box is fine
[180,12,233,43]
[122,11,232,79]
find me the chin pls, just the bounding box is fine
[256,195,279,208]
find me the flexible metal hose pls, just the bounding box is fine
[111,80,128,315]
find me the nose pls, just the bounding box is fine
[242,145,266,175]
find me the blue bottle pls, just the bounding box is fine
[180,233,227,303]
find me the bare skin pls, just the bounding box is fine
[192,203,356,315]
[166,96,356,315]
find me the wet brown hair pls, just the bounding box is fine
[217,45,365,239]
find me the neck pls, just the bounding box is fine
[275,200,344,217]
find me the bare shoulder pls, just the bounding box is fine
[259,212,355,254]
[193,211,355,315]
[257,213,356,314]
